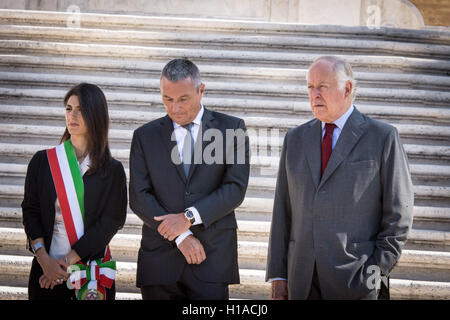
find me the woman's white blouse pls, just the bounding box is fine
[49,155,90,259]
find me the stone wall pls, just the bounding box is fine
[0,0,436,29]
[410,0,450,26]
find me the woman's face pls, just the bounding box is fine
[65,95,88,139]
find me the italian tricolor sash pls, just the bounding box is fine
[47,140,116,300]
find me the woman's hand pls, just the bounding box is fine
[37,249,81,290]
[38,274,66,290]
[31,238,69,285]
[64,249,81,266]
[36,250,69,284]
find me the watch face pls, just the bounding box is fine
[185,210,194,219]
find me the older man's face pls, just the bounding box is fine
[160,76,205,126]
[307,60,351,123]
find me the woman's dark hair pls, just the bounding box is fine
[61,83,112,176]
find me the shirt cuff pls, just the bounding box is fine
[268,277,287,283]
[187,206,202,225]
[175,230,193,247]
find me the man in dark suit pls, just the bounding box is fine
[266,56,414,300]
[129,58,250,299]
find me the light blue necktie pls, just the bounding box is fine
[182,123,194,177]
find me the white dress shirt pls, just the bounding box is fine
[49,154,90,259]
[320,105,354,150]
[172,105,204,246]
[268,105,355,283]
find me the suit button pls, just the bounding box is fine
[185,191,190,196]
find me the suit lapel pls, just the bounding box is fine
[318,108,366,189]
[158,115,187,184]
[304,119,322,190]
[187,108,216,181]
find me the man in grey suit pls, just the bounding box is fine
[129,59,250,299]
[266,56,414,300]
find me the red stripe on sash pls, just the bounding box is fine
[47,148,78,246]
[100,274,114,288]
[95,265,100,282]
[102,247,111,263]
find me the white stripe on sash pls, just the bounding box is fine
[55,143,84,239]
[90,260,97,282]
[100,267,116,279]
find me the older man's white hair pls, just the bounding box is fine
[306,56,358,102]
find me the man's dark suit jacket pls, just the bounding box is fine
[22,150,128,262]
[266,107,414,299]
[129,108,250,287]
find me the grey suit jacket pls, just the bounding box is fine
[129,108,250,287]
[266,107,414,299]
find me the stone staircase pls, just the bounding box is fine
[0,9,449,300]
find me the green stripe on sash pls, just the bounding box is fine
[64,140,85,222]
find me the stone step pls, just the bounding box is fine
[237,197,450,225]
[1,159,449,206]
[3,279,449,300]
[0,286,141,300]
[2,54,450,91]
[3,198,449,231]
[1,25,449,60]
[3,82,450,120]
[0,254,448,299]
[0,207,271,240]
[1,158,449,196]
[0,139,448,169]
[0,254,267,299]
[389,279,450,300]
[2,39,450,75]
[246,177,450,200]
[1,9,448,46]
[2,203,449,230]
[1,202,448,248]
[1,88,449,123]
[3,71,450,105]
[2,142,449,174]
[2,160,448,187]
[2,104,450,133]
[1,168,449,203]
[0,120,448,156]
[0,123,448,157]
[0,286,27,300]
[2,226,448,272]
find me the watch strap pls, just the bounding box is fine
[32,241,45,254]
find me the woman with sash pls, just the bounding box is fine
[22,83,127,300]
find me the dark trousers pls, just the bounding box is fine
[28,257,115,300]
[307,263,322,300]
[141,265,229,300]
[307,263,382,300]
[379,276,390,300]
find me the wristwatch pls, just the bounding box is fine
[31,241,45,254]
[184,209,195,225]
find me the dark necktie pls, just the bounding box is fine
[321,123,336,176]
[182,123,194,177]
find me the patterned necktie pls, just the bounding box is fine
[321,123,336,176]
[182,123,194,177]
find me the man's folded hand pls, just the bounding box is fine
[154,212,191,241]
[177,235,206,264]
